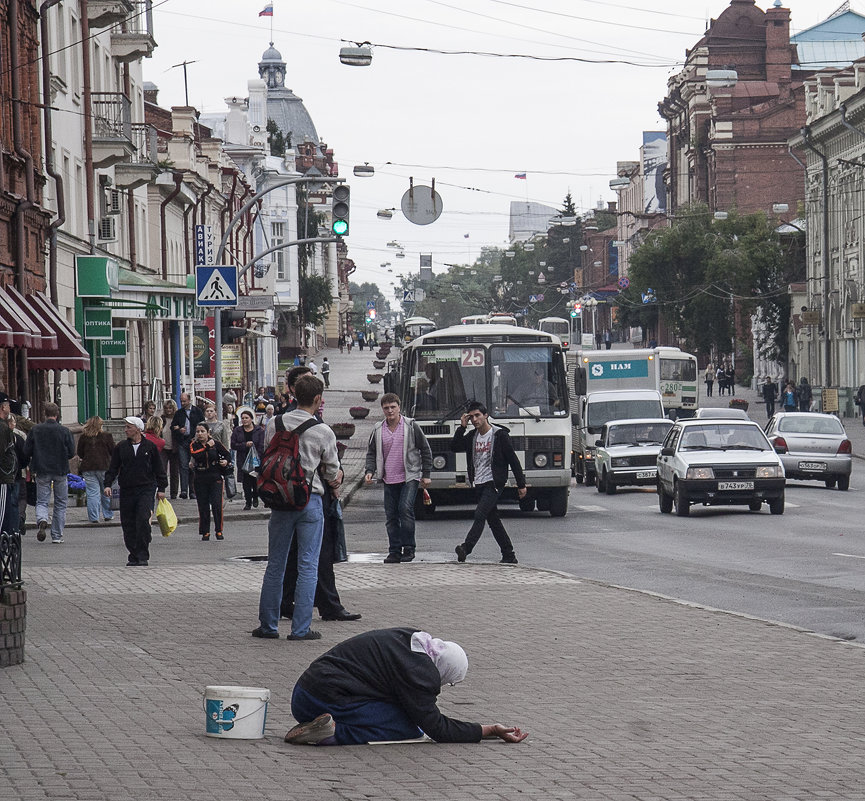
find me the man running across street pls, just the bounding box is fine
[450,401,527,565]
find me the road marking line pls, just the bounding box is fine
[833,552,865,560]
[573,505,607,513]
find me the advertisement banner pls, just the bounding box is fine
[222,344,243,385]
[642,131,668,214]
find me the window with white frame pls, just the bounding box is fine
[272,221,286,280]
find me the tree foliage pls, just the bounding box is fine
[614,205,802,361]
[299,273,333,328]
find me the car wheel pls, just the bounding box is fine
[748,499,762,512]
[548,488,569,518]
[605,472,617,495]
[585,470,596,487]
[658,480,673,513]
[674,481,690,517]
[825,477,837,489]
[769,492,785,515]
[837,475,850,491]
[575,465,584,484]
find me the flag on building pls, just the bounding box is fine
[259,3,273,16]
[514,173,527,179]
[464,233,470,239]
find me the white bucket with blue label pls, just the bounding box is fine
[204,686,270,739]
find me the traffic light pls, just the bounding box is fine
[331,184,350,236]
[569,301,582,319]
[220,309,246,342]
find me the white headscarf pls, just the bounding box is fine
[410,631,468,686]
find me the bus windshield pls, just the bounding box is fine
[539,320,569,339]
[660,357,697,382]
[405,344,568,419]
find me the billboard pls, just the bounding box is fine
[642,132,667,214]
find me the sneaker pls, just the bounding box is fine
[253,499,259,508]
[287,630,322,641]
[51,537,64,544]
[455,543,467,563]
[251,627,279,639]
[400,548,415,563]
[179,493,188,500]
[36,521,48,542]
[215,533,224,541]
[243,504,252,511]
[383,553,401,564]
[500,553,518,564]
[201,534,210,541]
[284,713,335,745]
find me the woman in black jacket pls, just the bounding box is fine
[230,409,265,510]
[189,423,230,541]
[284,627,528,746]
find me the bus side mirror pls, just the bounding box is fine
[574,367,587,395]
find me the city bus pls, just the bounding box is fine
[485,312,518,326]
[389,323,572,517]
[403,316,437,342]
[537,316,571,349]
[460,314,488,325]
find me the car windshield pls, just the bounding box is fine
[679,424,771,451]
[586,400,663,434]
[777,416,844,435]
[606,422,672,446]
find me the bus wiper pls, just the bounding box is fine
[435,401,469,426]
[505,394,541,422]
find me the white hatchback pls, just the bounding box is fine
[656,419,786,516]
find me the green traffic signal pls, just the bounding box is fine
[331,184,350,236]
[332,219,348,236]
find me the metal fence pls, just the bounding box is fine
[0,530,22,592]
[91,92,132,141]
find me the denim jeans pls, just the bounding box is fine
[36,473,68,541]
[382,479,419,556]
[257,494,324,637]
[463,482,515,557]
[291,684,421,745]
[177,438,192,496]
[83,470,113,522]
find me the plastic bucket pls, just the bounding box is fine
[204,686,270,739]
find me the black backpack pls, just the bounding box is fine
[256,416,319,511]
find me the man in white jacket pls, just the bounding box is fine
[364,393,433,563]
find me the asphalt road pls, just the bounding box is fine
[343,476,865,643]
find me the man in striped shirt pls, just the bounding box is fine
[365,393,432,563]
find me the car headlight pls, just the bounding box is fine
[533,453,548,468]
[432,455,446,470]
[686,467,714,479]
[611,458,629,467]
[756,465,783,478]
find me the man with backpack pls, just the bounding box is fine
[252,374,343,642]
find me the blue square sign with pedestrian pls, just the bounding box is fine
[196,266,238,307]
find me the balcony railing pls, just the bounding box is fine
[130,123,158,165]
[126,0,154,35]
[91,92,132,141]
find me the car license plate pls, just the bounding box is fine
[798,461,826,471]
[717,481,754,491]
[636,471,654,479]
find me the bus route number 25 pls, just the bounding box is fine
[461,348,485,367]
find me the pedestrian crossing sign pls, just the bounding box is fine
[196,266,238,307]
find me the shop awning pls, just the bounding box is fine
[24,292,91,372]
[8,287,57,350]
[0,287,41,347]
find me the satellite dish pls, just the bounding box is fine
[401,184,443,226]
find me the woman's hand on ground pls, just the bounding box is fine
[481,724,528,743]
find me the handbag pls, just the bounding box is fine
[242,444,260,476]
[224,471,237,499]
[155,498,177,537]
[330,497,347,563]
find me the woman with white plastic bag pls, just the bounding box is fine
[230,408,265,510]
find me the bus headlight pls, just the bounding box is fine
[433,455,447,470]
[533,453,548,468]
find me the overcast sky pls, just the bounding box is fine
[147,0,857,292]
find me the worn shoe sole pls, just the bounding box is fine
[251,627,279,639]
[286,630,322,641]
[284,713,335,745]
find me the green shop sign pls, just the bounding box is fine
[101,328,127,357]
[84,307,113,340]
[76,256,120,297]
[146,294,203,321]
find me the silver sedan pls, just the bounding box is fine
[764,412,852,490]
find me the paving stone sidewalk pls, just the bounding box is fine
[4,346,865,800]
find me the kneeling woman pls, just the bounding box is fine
[285,627,528,746]
[189,423,231,541]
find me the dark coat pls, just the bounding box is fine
[170,405,204,444]
[76,431,116,473]
[23,418,74,476]
[230,424,265,478]
[104,437,167,492]
[450,423,526,489]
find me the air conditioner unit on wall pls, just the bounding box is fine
[97,216,117,242]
